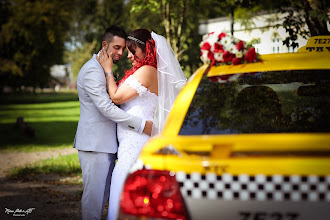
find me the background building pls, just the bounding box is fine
[199,12,310,54]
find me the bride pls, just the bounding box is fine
[97,28,186,220]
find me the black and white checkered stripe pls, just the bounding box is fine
[175,172,330,202]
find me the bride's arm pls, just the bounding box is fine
[97,49,139,104]
[107,66,156,104]
[106,75,138,104]
[108,65,157,104]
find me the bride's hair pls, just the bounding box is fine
[126,29,150,54]
[118,29,157,85]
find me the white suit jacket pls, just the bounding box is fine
[73,54,143,153]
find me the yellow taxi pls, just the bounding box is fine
[117,36,330,220]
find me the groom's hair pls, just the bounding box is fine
[103,25,127,43]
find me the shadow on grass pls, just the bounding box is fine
[0,106,80,111]
[0,92,78,105]
[0,121,78,150]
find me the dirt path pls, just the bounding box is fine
[0,148,108,219]
[0,177,82,220]
[0,148,77,176]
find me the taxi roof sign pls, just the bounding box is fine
[297,36,330,53]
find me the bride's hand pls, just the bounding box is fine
[97,49,113,74]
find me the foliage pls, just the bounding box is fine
[278,0,329,49]
[235,4,264,31]
[0,0,75,91]
[128,0,231,76]
[66,0,131,80]
[208,0,329,50]
[252,0,330,49]
[130,0,194,61]
[65,40,98,80]
[213,0,259,35]
[3,0,326,89]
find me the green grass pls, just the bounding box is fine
[0,92,80,152]
[0,91,79,104]
[9,153,81,178]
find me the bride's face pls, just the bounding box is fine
[127,46,145,66]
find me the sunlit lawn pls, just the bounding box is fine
[0,92,80,152]
[10,153,82,180]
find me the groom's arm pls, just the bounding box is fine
[83,66,147,134]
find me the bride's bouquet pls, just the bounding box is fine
[200,32,260,66]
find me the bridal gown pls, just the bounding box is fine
[108,75,158,220]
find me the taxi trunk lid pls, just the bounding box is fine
[140,133,330,220]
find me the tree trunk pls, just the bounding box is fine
[303,0,329,36]
[231,8,234,35]
[175,0,187,61]
[162,0,171,47]
[161,0,187,61]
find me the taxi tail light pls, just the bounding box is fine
[119,169,189,220]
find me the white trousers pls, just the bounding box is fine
[78,150,116,220]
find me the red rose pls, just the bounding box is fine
[214,43,224,53]
[223,51,234,62]
[201,42,211,50]
[244,48,257,62]
[232,57,242,65]
[207,51,214,60]
[218,32,226,40]
[236,41,244,50]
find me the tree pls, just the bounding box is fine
[278,0,329,49]
[130,0,198,60]
[221,0,243,35]
[0,0,74,92]
[250,0,329,49]
[203,0,258,35]
[65,0,130,80]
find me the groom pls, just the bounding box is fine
[73,25,152,220]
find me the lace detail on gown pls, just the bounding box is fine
[124,75,147,95]
[108,75,158,220]
[119,75,158,126]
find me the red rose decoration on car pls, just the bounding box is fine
[223,51,234,62]
[232,57,242,65]
[244,48,257,62]
[200,31,260,67]
[218,32,226,40]
[201,42,211,51]
[236,41,245,50]
[207,51,214,60]
[214,43,224,53]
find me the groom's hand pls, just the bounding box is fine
[143,120,153,136]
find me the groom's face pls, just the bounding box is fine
[103,36,126,64]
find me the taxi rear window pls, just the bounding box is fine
[179,70,330,135]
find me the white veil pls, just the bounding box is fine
[151,32,187,135]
